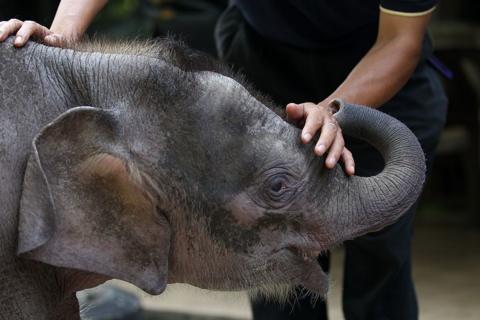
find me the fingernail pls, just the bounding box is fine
[327,157,336,166]
[303,133,312,142]
[315,144,326,155]
[14,35,22,45]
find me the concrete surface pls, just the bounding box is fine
[107,225,480,319]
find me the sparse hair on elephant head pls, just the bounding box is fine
[68,37,284,117]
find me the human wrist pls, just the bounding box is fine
[50,18,85,41]
[49,0,107,42]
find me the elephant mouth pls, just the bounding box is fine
[286,246,329,296]
[287,246,321,261]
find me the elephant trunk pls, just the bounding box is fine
[324,100,426,242]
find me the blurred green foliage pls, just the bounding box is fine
[96,0,139,20]
[87,0,227,55]
[89,0,155,39]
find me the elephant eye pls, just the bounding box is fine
[269,176,287,193]
[259,173,298,209]
[248,168,301,210]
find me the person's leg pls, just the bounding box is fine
[342,204,418,320]
[216,6,447,320]
[342,60,448,320]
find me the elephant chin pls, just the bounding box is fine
[298,258,329,297]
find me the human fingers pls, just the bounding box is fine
[324,128,344,168]
[0,22,5,40]
[14,20,52,47]
[312,109,339,156]
[286,103,305,124]
[341,148,355,176]
[0,19,23,42]
[301,103,329,144]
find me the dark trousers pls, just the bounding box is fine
[215,5,448,320]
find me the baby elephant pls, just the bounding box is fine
[0,37,425,319]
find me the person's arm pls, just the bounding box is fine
[320,10,432,108]
[287,10,433,175]
[49,0,108,41]
[0,0,107,47]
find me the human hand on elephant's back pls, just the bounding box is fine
[286,101,355,176]
[0,0,107,48]
[0,19,69,47]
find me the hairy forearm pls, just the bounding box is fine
[323,36,422,109]
[50,0,108,39]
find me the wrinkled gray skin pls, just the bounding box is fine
[0,37,425,319]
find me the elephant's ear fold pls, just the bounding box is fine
[17,107,170,295]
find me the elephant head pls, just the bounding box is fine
[16,59,425,300]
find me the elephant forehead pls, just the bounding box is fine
[193,71,296,143]
[194,72,267,119]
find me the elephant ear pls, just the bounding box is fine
[17,107,170,295]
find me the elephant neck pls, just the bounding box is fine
[52,295,81,320]
[0,257,109,319]
[50,268,110,319]
[0,260,79,320]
